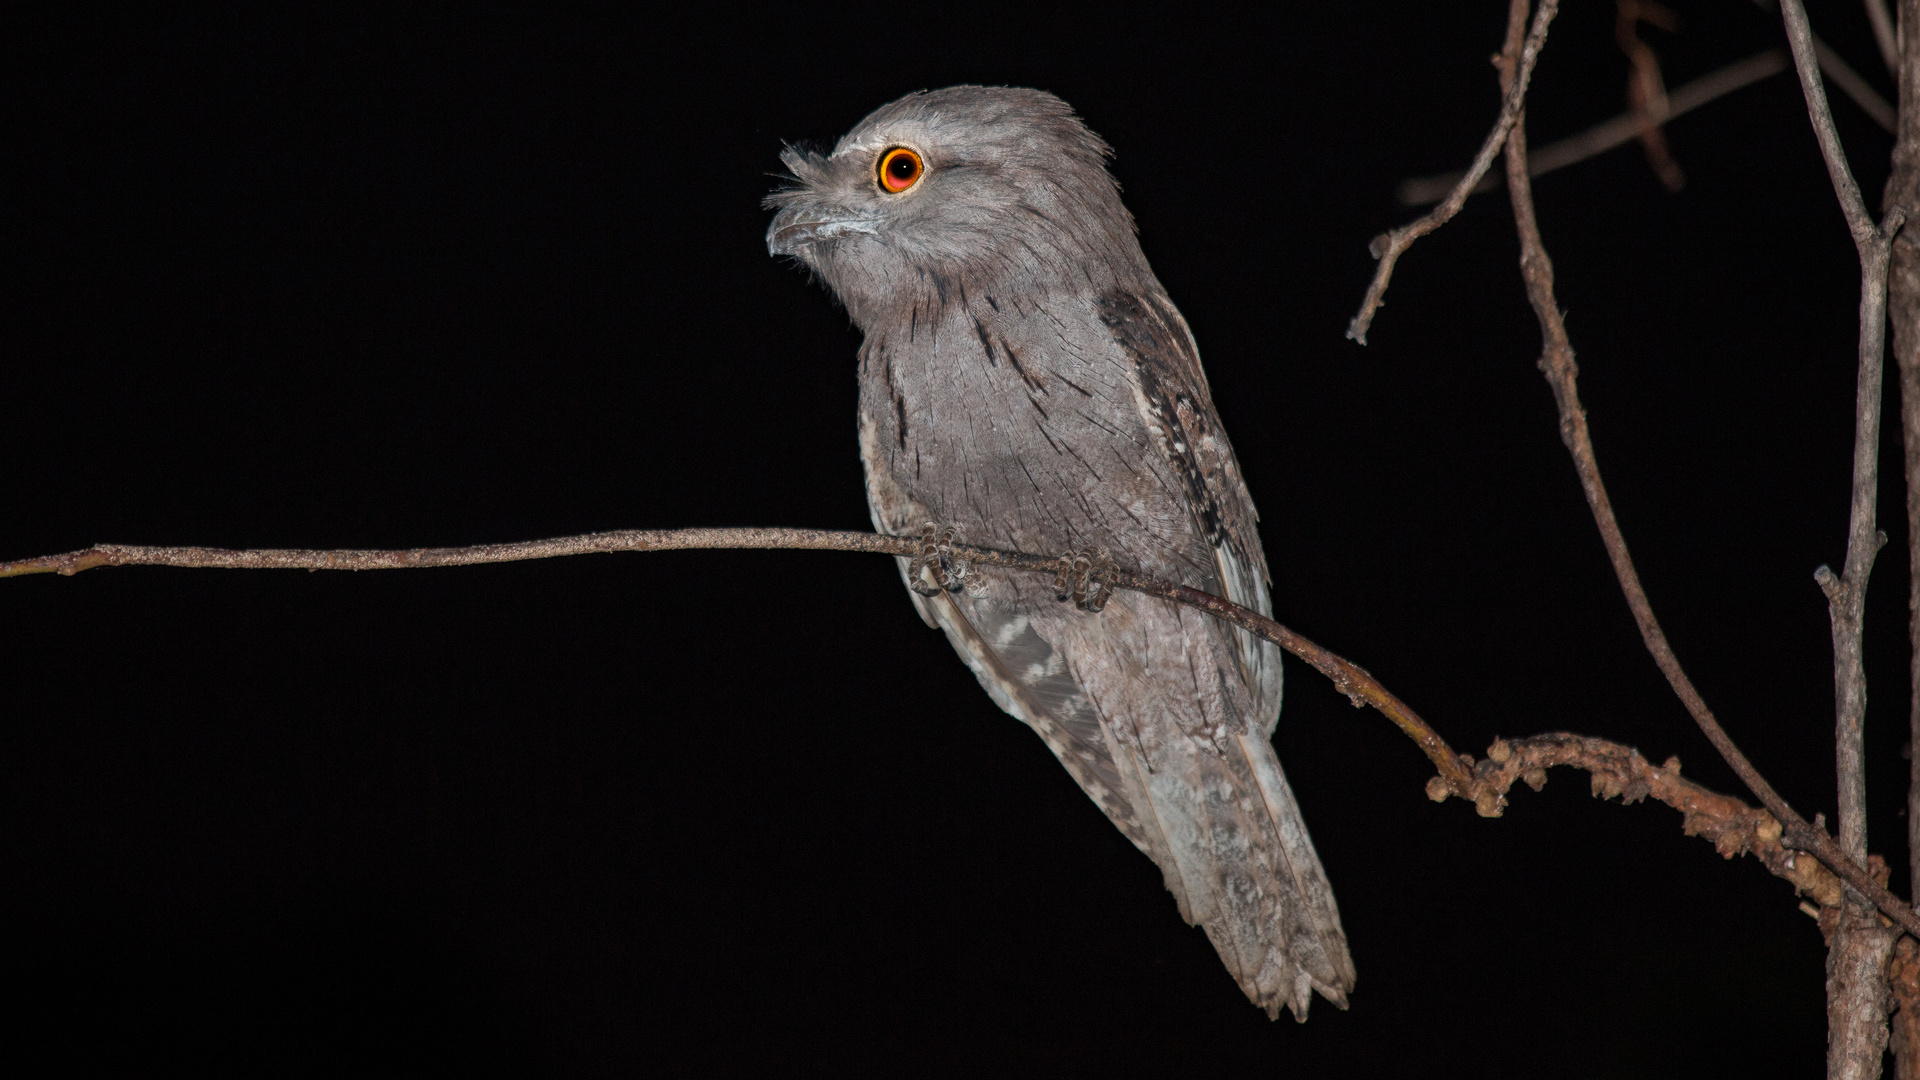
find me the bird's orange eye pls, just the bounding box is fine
[878,147,923,193]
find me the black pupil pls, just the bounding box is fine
[888,154,915,180]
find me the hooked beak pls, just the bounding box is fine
[766,212,878,256]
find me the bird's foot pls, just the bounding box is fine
[1053,549,1114,612]
[908,522,970,596]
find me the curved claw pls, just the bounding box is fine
[1053,549,1114,612]
[908,522,969,596]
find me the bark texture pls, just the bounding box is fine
[1890,0,1920,915]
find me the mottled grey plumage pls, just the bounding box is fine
[766,86,1353,1019]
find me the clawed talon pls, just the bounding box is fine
[1053,549,1114,612]
[908,522,969,596]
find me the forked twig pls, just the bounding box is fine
[1346,0,1559,345]
[1779,0,1908,1066]
[1780,0,1905,873]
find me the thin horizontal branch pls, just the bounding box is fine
[0,528,924,577]
[0,527,1479,798]
[1399,49,1792,206]
[1345,0,1558,345]
[13,521,1920,937]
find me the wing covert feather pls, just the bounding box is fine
[1096,288,1284,727]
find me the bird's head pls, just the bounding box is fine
[765,86,1141,330]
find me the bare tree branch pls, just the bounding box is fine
[0,529,921,578]
[0,527,1482,798]
[1345,0,1559,345]
[11,518,1920,954]
[11,520,1914,933]
[1772,1,1903,1073]
[1467,733,1872,910]
[1480,0,1920,960]
[1782,0,1904,881]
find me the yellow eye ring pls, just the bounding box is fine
[877,147,923,193]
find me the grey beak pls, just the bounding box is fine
[766,212,878,256]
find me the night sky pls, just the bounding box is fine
[5,3,1909,1075]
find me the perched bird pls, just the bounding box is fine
[766,86,1353,1020]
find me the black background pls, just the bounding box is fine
[4,2,1908,1075]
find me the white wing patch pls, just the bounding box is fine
[922,588,1159,859]
[1214,543,1284,734]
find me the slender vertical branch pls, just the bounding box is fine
[1780,0,1906,1074]
[1785,0,1900,879]
[1492,0,1853,904]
